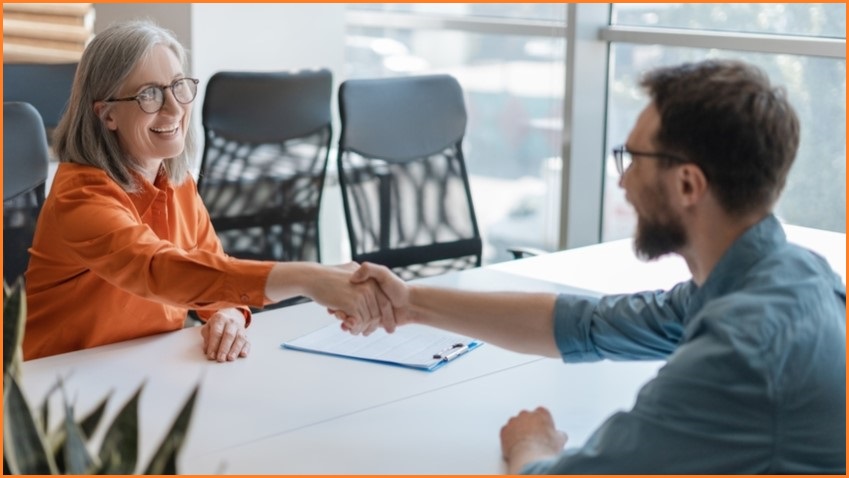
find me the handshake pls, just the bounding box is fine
[322,262,412,336]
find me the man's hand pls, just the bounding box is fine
[500,407,567,474]
[200,308,249,362]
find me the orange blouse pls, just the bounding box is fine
[24,163,274,360]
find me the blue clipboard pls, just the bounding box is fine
[282,323,483,372]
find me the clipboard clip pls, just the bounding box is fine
[433,343,469,362]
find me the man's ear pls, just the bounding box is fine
[674,163,708,208]
[93,101,118,131]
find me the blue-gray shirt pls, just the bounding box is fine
[526,215,845,474]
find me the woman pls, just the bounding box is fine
[24,20,390,361]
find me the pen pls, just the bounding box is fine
[433,343,469,361]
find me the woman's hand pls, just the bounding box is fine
[200,308,249,362]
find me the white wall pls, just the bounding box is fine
[190,4,344,79]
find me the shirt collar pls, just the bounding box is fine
[129,167,173,216]
[686,214,786,318]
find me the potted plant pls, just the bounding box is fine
[3,279,199,474]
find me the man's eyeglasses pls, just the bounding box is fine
[105,77,199,114]
[611,145,689,177]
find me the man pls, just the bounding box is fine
[340,60,846,473]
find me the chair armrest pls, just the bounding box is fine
[507,246,549,260]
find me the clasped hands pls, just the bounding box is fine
[325,262,409,336]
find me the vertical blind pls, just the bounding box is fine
[3,3,94,63]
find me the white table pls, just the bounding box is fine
[20,224,844,474]
[22,268,615,473]
[491,223,846,292]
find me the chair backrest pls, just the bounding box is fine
[3,63,77,142]
[198,69,333,264]
[337,74,482,280]
[3,102,50,283]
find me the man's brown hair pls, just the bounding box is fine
[641,59,800,216]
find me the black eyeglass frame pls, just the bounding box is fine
[105,77,200,114]
[611,144,689,177]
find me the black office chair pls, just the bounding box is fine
[3,102,50,283]
[198,69,332,264]
[198,70,332,308]
[337,74,482,280]
[3,63,77,145]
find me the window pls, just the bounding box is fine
[603,3,846,240]
[612,3,845,38]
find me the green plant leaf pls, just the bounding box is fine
[143,383,200,474]
[2,374,57,474]
[96,384,142,474]
[3,278,26,390]
[39,379,62,436]
[62,396,97,474]
[40,396,50,436]
[50,390,111,472]
[79,392,111,438]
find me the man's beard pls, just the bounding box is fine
[632,184,687,261]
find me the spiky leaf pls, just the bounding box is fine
[40,396,50,436]
[51,391,111,471]
[62,397,97,474]
[96,385,142,474]
[39,379,62,436]
[79,392,111,438]
[3,278,27,390]
[143,384,200,474]
[2,374,57,474]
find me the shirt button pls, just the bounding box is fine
[240,294,250,302]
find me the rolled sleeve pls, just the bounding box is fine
[553,293,604,362]
[552,283,693,363]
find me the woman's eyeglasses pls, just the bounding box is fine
[105,77,199,114]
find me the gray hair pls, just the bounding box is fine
[53,20,195,192]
